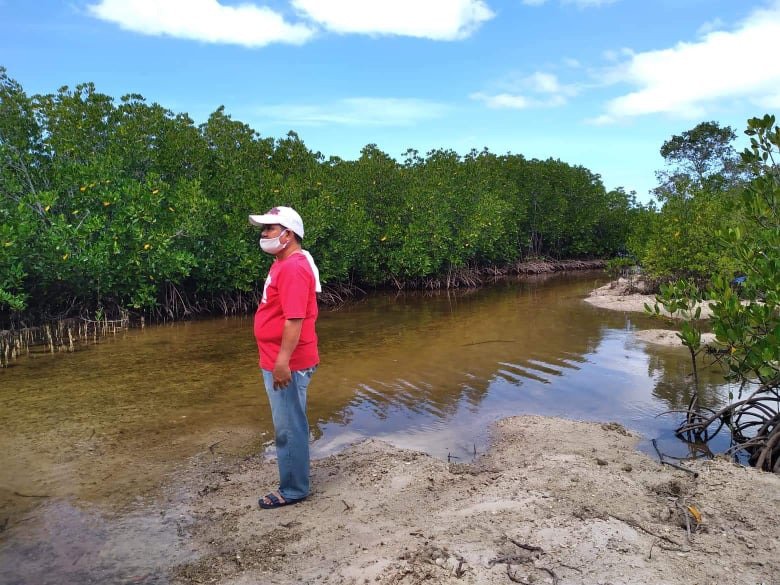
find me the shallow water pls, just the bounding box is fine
[0,272,735,584]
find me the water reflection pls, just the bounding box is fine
[308,278,734,463]
[0,272,738,583]
[646,347,731,412]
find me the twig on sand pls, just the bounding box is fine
[495,539,558,584]
[676,498,695,544]
[507,538,544,552]
[539,566,559,584]
[608,514,684,548]
[505,564,559,584]
[652,439,699,477]
[13,491,50,498]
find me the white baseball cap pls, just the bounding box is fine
[249,206,304,238]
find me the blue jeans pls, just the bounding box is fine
[262,365,317,501]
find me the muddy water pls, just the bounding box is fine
[0,272,734,584]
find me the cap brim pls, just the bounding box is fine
[249,214,277,227]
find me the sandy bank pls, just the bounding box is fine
[169,415,779,585]
[157,279,779,585]
[584,278,718,347]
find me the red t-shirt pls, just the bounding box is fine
[254,252,319,371]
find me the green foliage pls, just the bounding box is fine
[641,184,740,279]
[644,115,780,471]
[708,114,780,386]
[648,279,705,333]
[657,121,742,194]
[605,256,635,279]
[0,68,639,324]
[623,197,657,261]
[643,115,780,380]
[639,120,747,281]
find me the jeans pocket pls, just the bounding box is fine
[297,365,317,380]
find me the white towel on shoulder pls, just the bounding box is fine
[300,250,322,293]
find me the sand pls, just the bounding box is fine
[169,416,779,585]
[583,278,718,347]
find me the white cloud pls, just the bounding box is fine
[471,92,533,109]
[527,72,563,93]
[586,114,616,126]
[471,91,566,110]
[758,94,780,109]
[86,0,494,45]
[522,0,619,7]
[564,0,619,7]
[254,97,452,127]
[697,17,725,36]
[472,70,577,110]
[596,1,780,123]
[86,0,315,46]
[292,0,494,40]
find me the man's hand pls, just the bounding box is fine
[272,318,303,390]
[272,362,292,390]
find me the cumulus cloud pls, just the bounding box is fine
[86,0,494,45]
[86,0,315,46]
[527,72,565,93]
[522,0,619,7]
[697,17,725,36]
[471,93,533,109]
[471,71,577,110]
[565,0,619,6]
[292,0,494,40]
[254,97,452,127]
[594,1,780,123]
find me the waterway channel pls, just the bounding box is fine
[0,271,735,584]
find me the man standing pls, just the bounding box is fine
[249,206,320,509]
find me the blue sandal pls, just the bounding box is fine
[259,491,304,509]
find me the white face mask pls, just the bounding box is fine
[259,229,289,255]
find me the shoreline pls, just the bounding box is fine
[1,260,603,368]
[167,416,779,584]
[6,278,778,585]
[583,278,719,347]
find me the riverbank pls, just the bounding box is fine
[5,275,779,584]
[584,278,719,347]
[167,415,779,585]
[0,259,604,368]
[162,278,780,584]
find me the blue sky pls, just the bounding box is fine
[2,0,779,203]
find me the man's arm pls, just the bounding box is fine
[272,318,303,390]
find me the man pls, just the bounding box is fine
[249,206,320,509]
